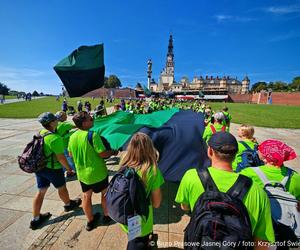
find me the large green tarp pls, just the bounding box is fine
[91,108,179,149]
[54,44,105,97]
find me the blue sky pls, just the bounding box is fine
[0,0,300,94]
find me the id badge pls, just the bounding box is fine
[128,215,142,241]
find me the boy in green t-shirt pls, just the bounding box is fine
[176,132,275,249]
[30,112,81,230]
[69,111,118,231]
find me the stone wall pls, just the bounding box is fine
[229,92,300,106]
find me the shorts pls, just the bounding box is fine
[80,176,109,193]
[35,167,66,189]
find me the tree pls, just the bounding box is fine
[32,90,40,96]
[104,75,121,88]
[251,81,267,92]
[290,77,300,91]
[0,82,10,95]
[39,92,44,96]
[272,81,288,91]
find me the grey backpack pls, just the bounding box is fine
[252,167,300,241]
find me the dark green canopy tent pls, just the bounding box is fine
[54,44,105,97]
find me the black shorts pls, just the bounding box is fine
[80,176,109,193]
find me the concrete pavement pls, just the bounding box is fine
[0,118,299,250]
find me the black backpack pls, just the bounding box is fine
[184,169,253,250]
[105,166,150,225]
[236,141,264,172]
[18,132,53,173]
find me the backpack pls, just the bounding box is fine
[18,132,53,173]
[184,169,253,250]
[210,124,226,134]
[251,167,300,242]
[105,167,150,225]
[236,141,264,172]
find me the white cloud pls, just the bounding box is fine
[0,65,60,94]
[215,15,232,22]
[214,15,256,22]
[265,5,300,14]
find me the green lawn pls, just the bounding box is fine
[208,102,300,129]
[0,97,119,119]
[0,98,299,128]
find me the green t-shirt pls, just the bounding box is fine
[120,166,165,237]
[175,167,275,242]
[241,165,300,200]
[68,130,107,185]
[40,129,64,169]
[232,140,257,171]
[56,121,75,149]
[202,123,226,144]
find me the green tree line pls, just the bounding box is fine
[251,77,300,92]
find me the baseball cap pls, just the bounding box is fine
[38,112,57,125]
[208,132,238,153]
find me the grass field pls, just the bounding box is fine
[0,98,299,128]
[0,97,119,119]
[208,102,300,129]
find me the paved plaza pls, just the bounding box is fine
[0,118,299,250]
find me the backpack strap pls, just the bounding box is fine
[41,132,54,168]
[251,167,271,186]
[87,130,94,148]
[197,168,219,192]
[210,125,216,134]
[227,175,252,200]
[221,125,226,132]
[239,141,251,150]
[280,168,293,187]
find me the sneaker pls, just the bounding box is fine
[102,215,112,225]
[64,198,82,212]
[86,212,100,231]
[29,212,52,230]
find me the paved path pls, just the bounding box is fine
[0,96,45,105]
[0,118,299,250]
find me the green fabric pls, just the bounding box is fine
[232,140,257,171]
[56,121,75,149]
[68,130,107,185]
[202,123,226,143]
[120,166,165,237]
[241,165,300,200]
[91,109,179,150]
[54,44,104,71]
[175,167,275,242]
[40,129,64,169]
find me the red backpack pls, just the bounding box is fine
[210,124,226,134]
[18,132,53,173]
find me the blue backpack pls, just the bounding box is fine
[105,167,150,225]
[236,141,264,172]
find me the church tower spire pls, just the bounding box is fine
[166,34,174,76]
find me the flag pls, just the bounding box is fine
[54,44,105,97]
[91,109,210,182]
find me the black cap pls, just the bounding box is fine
[208,132,238,153]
